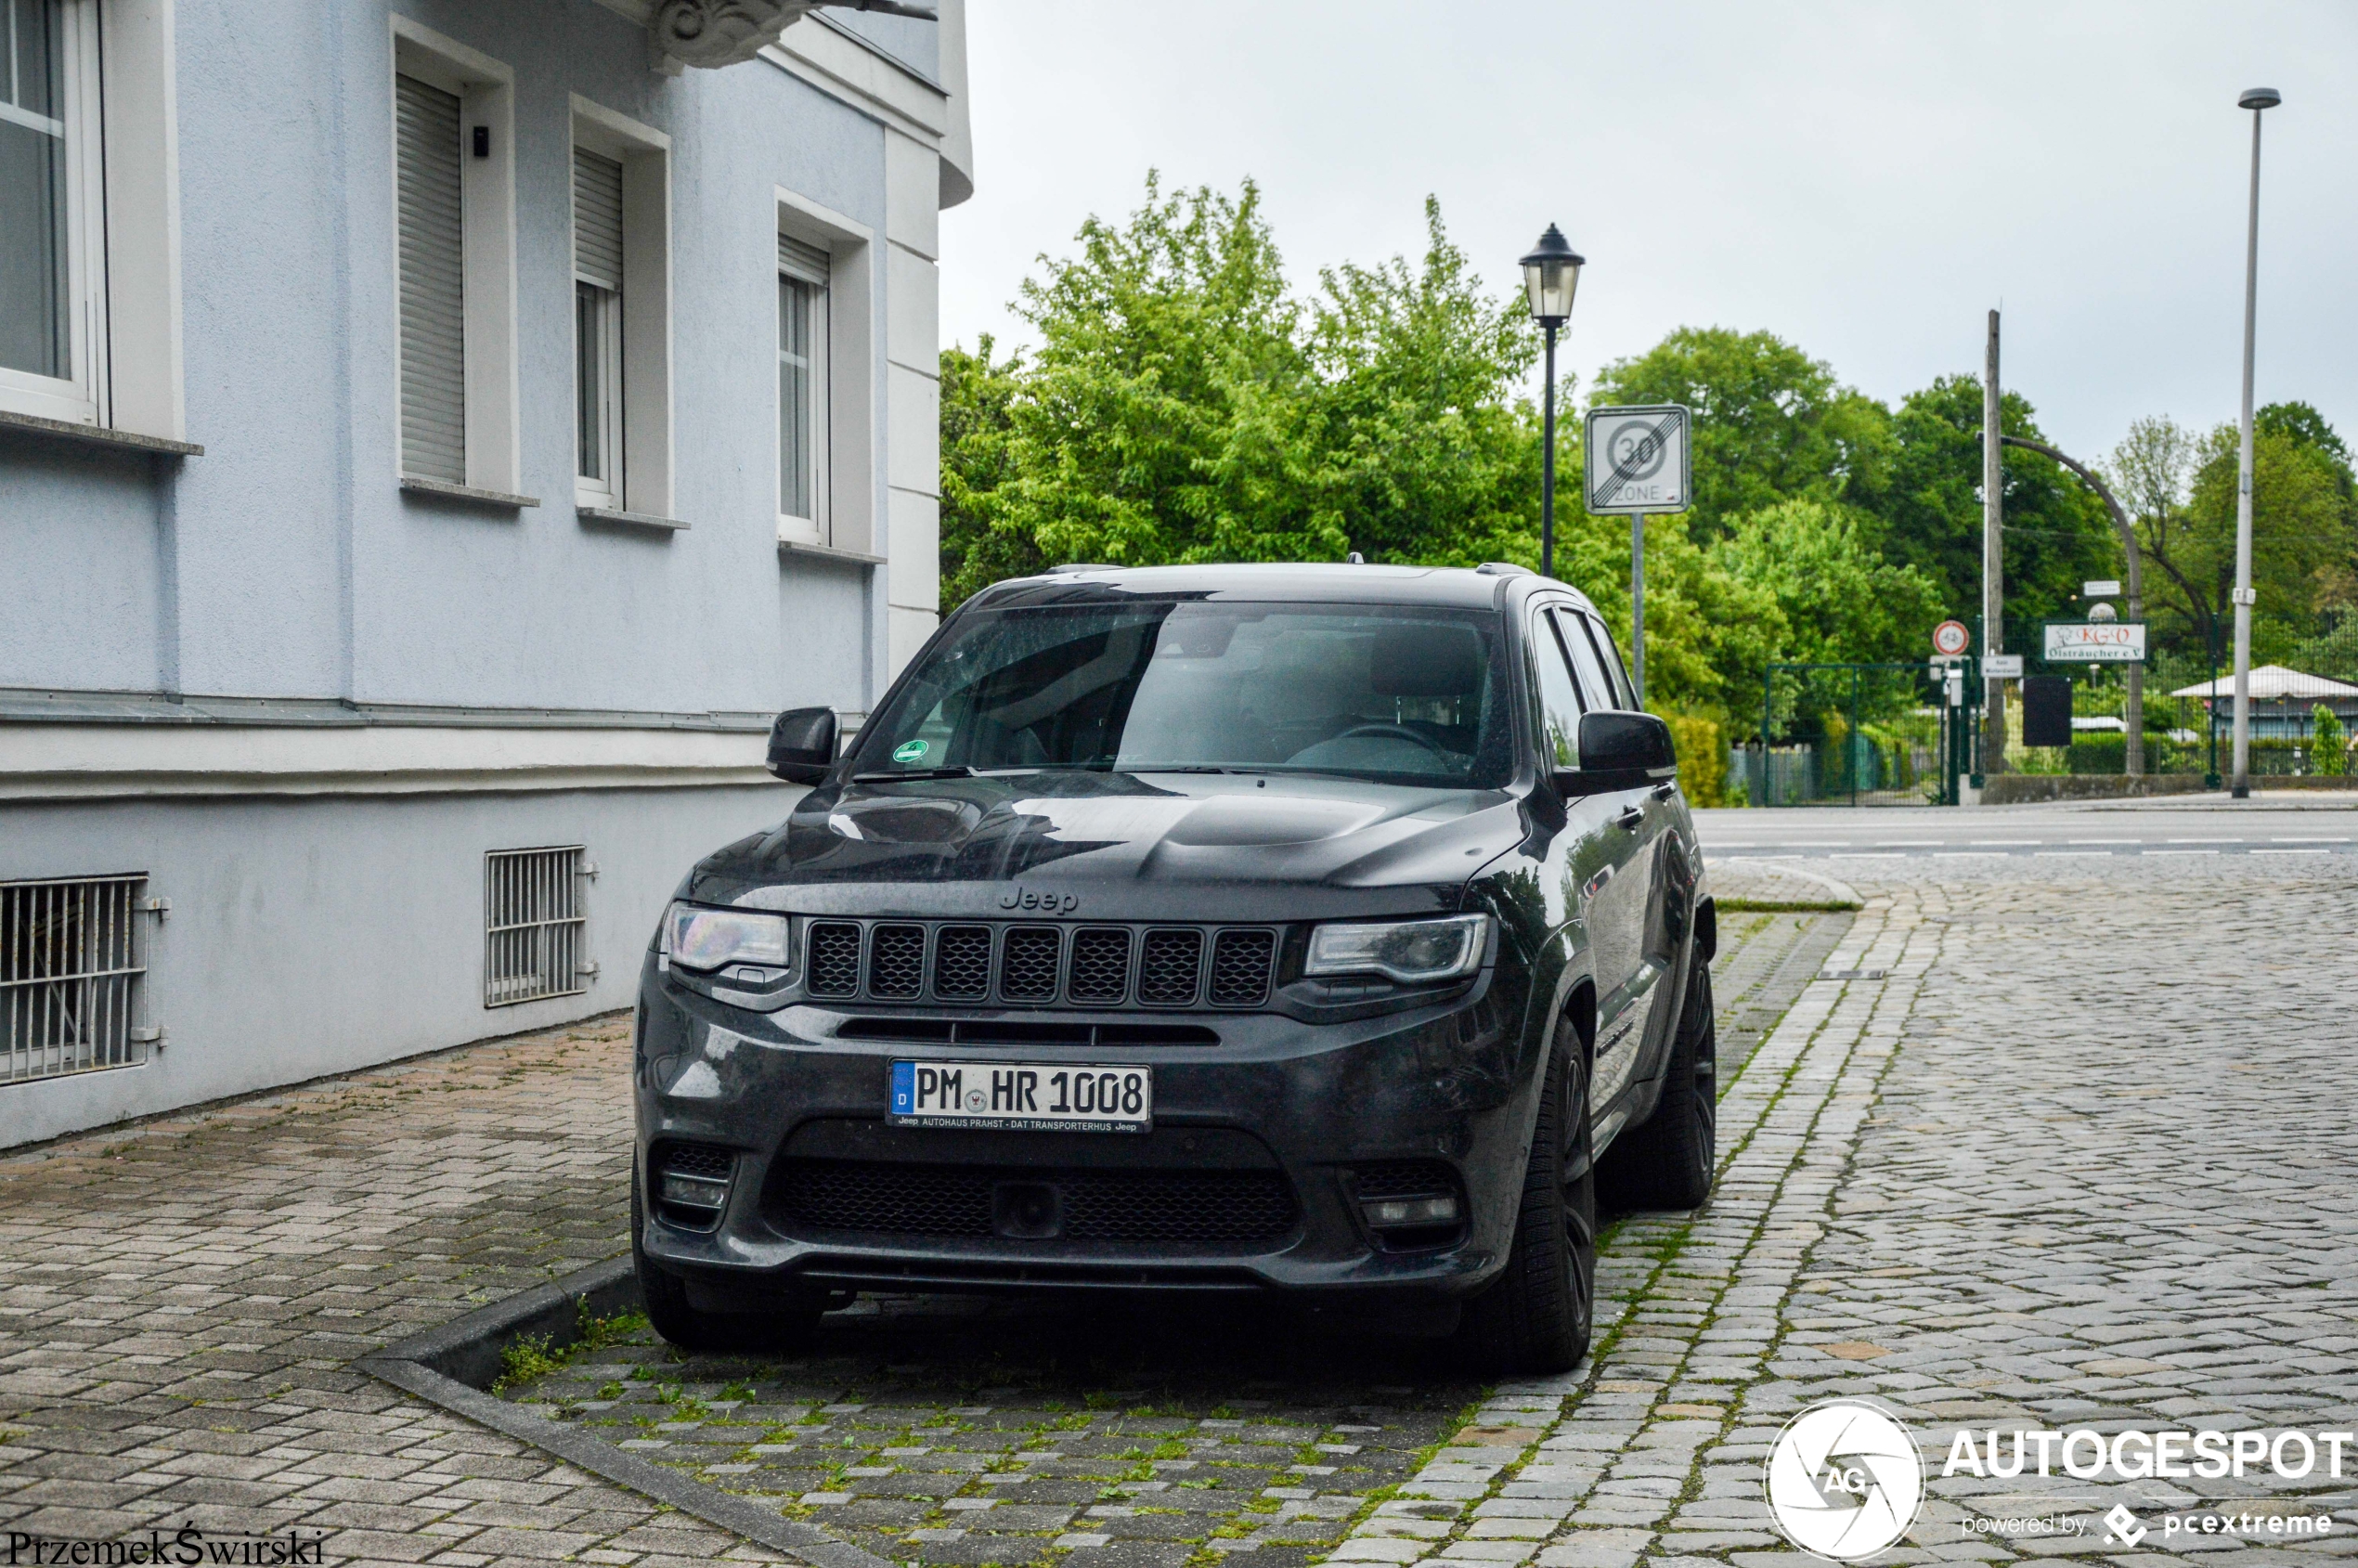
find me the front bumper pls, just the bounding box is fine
[632,952,1540,1302]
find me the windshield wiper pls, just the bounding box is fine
[1122,764,1244,774]
[849,766,977,783]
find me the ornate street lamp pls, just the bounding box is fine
[1521,225,1584,580]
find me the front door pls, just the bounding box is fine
[1528,604,1651,1122]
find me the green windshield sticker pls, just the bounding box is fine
[892,739,930,763]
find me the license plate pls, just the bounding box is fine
[888,1060,1151,1133]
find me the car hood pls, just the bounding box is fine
[687,771,1528,921]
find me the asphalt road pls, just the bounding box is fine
[1692,797,2358,860]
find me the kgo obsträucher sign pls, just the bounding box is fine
[2044,622,2146,663]
[1585,405,1691,515]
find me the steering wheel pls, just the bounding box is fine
[1332,722,1449,756]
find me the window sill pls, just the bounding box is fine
[579,504,689,532]
[778,538,884,567]
[400,475,540,509]
[0,408,202,457]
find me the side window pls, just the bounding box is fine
[570,102,674,520]
[1555,610,1614,714]
[572,147,624,503]
[0,0,107,426]
[777,232,832,542]
[395,70,467,484]
[1573,613,1638,711]
[1529,608,1586,770]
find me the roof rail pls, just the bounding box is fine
[1044,564,1114,574]
[1474,563,1533,577]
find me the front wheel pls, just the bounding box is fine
[1598,952,1717,1212]
[1456,1020,1596,1374]
[633,1170,823,1354]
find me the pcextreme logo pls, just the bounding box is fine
[1764,1398,1926,1561]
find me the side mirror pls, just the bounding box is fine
[1552,711,1678,797]
[767,706,838,784]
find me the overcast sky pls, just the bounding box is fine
[939,1,2356,468]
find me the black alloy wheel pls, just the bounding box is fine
[1598,951,1717,1212]
[1458,1017,1597,1373]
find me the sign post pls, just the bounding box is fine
[1584,404,1692,708]
[1929,622,1973,805]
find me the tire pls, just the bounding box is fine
[1456,1019,1596,1375]
[633,1170,823,1354]
[1597,953,1717,1212]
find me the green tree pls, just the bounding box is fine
[937,336,1042,610]
[2108,415,2209,658]
[988,174,1336,572]
[1712,499,1945,666]
[2155,424,2353,665]
[1850,374,2118,653]
[1587,327,1894,546]
[1303,198,1545,568]
[1546,506,1782,720]
[2255,401,2358,621]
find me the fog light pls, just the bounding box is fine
[1361,1194,1460,1229]
[660,1172,730,1212]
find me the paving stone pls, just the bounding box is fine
[19,856,2334,1568]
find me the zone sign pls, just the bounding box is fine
[1585,405,1692,515]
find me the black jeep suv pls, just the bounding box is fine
[633,563,1717,1372]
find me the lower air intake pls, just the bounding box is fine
[773,1160,1299,1246]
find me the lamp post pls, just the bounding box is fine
[2229,85,2279,798]
[1521,225,1584,581]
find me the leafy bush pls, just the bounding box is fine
[2315,705,2350,776]
[1663,710,1726,807]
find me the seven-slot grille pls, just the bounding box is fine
[798,919,1278,1009]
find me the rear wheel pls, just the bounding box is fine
[633,1170,823,1354]
[1457,1020,1595,1374]
[1598,953,1717,1211]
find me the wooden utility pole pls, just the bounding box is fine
[1982,310,2006,775]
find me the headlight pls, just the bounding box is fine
[661,902,792,973]
[1304,914,1487,984]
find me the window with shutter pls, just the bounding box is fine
[573,147,623,496]
[777,233,830,538]
[395,72,465,484]
[0,0,106,425]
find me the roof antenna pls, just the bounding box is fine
[1346,551,1365,564]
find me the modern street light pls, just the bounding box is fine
[2228,85,2280,799]
[1521,225,1584,581]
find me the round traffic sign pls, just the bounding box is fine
[1932,620,1971,657]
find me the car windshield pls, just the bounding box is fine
[850,600,1515,788]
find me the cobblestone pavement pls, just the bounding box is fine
[0,1026,789,1568]
[9,851,2357,1568]
[1694,909,1852,1077]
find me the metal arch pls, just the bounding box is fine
[1997,434,2146,776]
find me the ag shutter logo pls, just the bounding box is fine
[1765,1398,1926,1561]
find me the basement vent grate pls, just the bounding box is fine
[486,847,590,1007]
[3,875,155,1084]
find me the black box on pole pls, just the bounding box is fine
[2022,674,2075,749]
